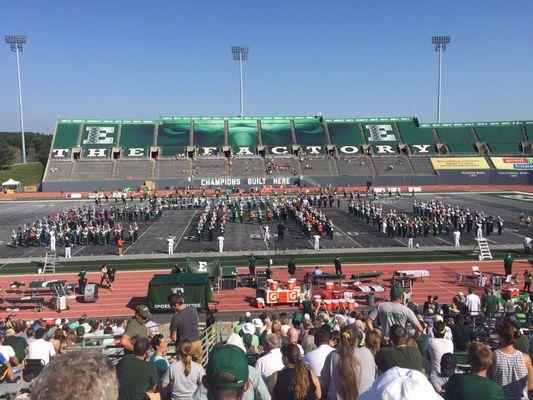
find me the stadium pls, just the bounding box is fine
[1,2,533,399]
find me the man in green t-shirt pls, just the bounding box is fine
[119,305,151,353]
[482,288,500,316]
[523,269,531,293]
[444,342,504,400]
[117,337,158,400]
[4,324,27,365]
[248,254,256,276]
[375,324,424,373]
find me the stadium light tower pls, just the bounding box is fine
[432,35,451,123]
[5,35,27,164]
[231,45,250,118]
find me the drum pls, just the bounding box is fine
[331,299,339,310]
[344,291,354,299]
[339,299,347,310]
[324,299,332,311]
[332,290,341,299]
[270,281,279,291]
[256,298,265,309]
[322,291,332,300]
[84,283,98,303]
[325,282,334,291]
[287,280,296,290]
[313,298,322,308]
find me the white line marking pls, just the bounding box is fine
[334,225,363,248]
[434,237,454,245]
[123,222,157,255]
[174,209,199,250]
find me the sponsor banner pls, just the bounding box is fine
[430,157,490,170]
[67,193,82,199]
[491,157,533,170]
[199,177,296,187]
[59,119,158,124]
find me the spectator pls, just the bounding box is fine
[0,330,19,369]
[359,367,443,400]
[4,323,27,365]
[366,285,423,339]
[430,352,457,393]
[149,334,170,383]
[444,342,504,400]
[169,293,202,363]
[491,321,533,399]
[30,350,118,400]
[322,324,377,399]
[287,327,304,355]
[255,334,284,384]
[0,353,15,383]
[116,337,158,400]
[365,329,383,357]
[464,287,481,316]
[268,343,321,400]
[375,324,424,372]
[481,287,500,316]
[119,305,152,353]
[425,320,454,375]
[203,344,250,400]
[450,315,475,352]
[304,329,334,391]
[162,339,205,400]
[27,328,55,365]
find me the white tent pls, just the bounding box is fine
[2,178,22,192]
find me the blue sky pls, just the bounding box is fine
[1,0,532,133]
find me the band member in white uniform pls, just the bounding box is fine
[167,234,174,255]
[314,234,320,251]
[49,231,56,252]
[453,228,461,247]
[217,235,224,253]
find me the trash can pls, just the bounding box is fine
[367,293,375,307]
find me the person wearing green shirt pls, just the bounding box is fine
[504,253,513,283]
[444,342,504,400]
[248,254,256,276]
[117,337,158,400]
[482,288,500,316]
[523,269,531,293]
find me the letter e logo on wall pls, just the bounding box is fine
[197,261,207,272]
[82,126,114,145]
[366,125,395,142]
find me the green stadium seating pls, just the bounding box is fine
[120,124,154,157]
[474,124,523,144]
[396,121,436,154]
[228,120,259,148]
[193,120,225,148]
[362,123,399,153]
[487,143,522,154]
[53,123,80,149]
[158,122,190,156]
[260,119,294,147]
[326,122,365,148]
[294,119,327,151]
[523,123,533,142]
[435,126,476,154]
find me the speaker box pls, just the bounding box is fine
[84,283,98,303]
[222,277,237,290]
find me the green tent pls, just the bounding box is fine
[146,273,212,312]
[185,257,221,279]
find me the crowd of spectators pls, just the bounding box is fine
[3,282,533,399]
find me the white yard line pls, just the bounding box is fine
[334,225,363,248]
[123,222,157,255]
[174,209,199,250]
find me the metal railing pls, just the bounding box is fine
[200,321,223,367]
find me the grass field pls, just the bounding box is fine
[1,248,529,276]
[0,162,44,187]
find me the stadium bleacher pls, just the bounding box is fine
[473,122,524,154]
[42,116,532,190]
[433,125,477,154]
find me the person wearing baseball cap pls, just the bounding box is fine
[430,353,456,393]
[203,345,250,400]
[366,285,423,339]
[119,304,151,353]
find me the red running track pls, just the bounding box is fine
[0,259,530,320]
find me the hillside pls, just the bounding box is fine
[0,162,45,187]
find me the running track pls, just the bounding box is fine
[0,259,530,320]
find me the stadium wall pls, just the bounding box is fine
[40,170,531,192]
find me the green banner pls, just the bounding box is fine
[146,273,212,311]
[185,257,221,279]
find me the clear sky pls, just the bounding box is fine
[1,0,532,133]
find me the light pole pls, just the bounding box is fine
[231,45,249,118]
[5,35,27,164]
[432,35,451,123]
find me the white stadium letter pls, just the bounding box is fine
[237,147,254,155]
[87,148,108,157]
[52,149,69,158]
[340,146,359,154]
[412,144,431,153]
[82,126,114,145]
[127,148,145,157]
[376,145,395,154]
[306,146,322,154]
[366,125,395,142]
[202,147,217,155]
[271,146,288,155]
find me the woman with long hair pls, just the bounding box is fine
[365,329,383,357]
[161,339,205,400]
[491,321,533,400]
[322,324,377,399]
[268,343,321,400]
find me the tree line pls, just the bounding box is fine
[0,132,52,169]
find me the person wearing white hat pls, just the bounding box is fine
[358,367,443,400]
[252,318,264,335]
